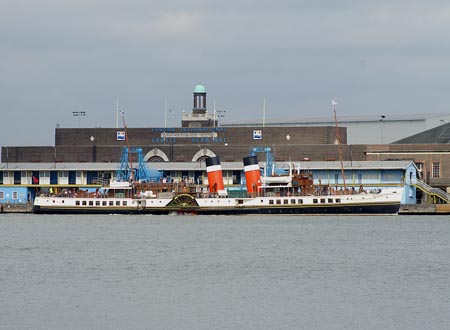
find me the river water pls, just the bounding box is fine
[1,214,449,330]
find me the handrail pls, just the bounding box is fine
[412,178,450,203]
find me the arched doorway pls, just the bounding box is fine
[144,148,169,162]
[192,148,216,162]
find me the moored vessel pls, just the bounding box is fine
[33,156,404,215]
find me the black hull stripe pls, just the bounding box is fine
[33,203,400,215]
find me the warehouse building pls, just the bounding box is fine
[2,84,450,202]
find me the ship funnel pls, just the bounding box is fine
[205,156,225,193]
[243,155,261,194]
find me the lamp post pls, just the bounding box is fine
[73,111,86,127]
[380,115,386,144]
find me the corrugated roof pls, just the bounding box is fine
[0,163,120,171]
[224,113,446,126]
[0,160,413,171]
[393,123,450,144]
[273,160,413,170]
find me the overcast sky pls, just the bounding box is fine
[1,0,450,147]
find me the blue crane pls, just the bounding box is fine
[250,147,275,176]
[115,147,162,182]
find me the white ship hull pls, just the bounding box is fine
[33,187,404,215]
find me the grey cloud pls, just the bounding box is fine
[1,1,450,146]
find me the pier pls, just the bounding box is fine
[399,204,450,215]
[2,203,450,215]
[1,203,33,213]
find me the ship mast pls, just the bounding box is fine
[120,110,134,182]
[332,100,346,191]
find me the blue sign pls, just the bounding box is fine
[117,131,126,141]
[253,130,262,140]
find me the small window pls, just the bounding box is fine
[82,201,87,206]
[89,201,94,206]
[283,199,288,205]
[320,199,326,203]
[335,198,341,203]
[269,200,274,205]
[123,201,127,206]
[75,201,80,206]
[313,199,318,204]
[276,200,281,205]
[291,199,296,204]
[116,201,120,206]
[12,191,18,199]
[432,162,440,178]
[298,199,303,204]
[0,192,4,199]
[96,201,100,206]
[102,201,107,206]
[328,198,333,203]
[109,201,114,206]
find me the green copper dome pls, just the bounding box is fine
[193,84,206,93]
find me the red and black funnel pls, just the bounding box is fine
[205,156,225,193]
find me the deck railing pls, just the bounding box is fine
[91,177,110,186]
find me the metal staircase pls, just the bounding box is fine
[412,178,450,203]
